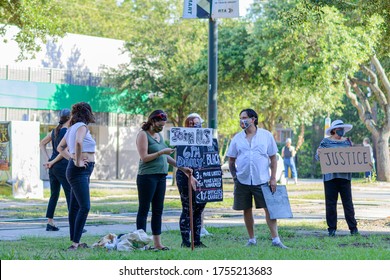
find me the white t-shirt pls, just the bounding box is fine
[64,122,96,154]
[226,128,277,185]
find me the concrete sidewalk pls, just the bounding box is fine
[0,179,389,241]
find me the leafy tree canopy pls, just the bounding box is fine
[0,0,66,60]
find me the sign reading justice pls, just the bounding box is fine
[319,146,372,174]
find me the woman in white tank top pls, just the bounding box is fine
[58,102,96,250]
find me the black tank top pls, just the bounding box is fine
[284,146,292,158]
[50,127,67,161]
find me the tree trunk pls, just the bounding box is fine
[375,132,390,181]
[295,123,305,152]
[344,55,390,182]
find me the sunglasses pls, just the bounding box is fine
[153,112,167,121]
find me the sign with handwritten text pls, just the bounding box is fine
[170,127,213,146]
[176,138,221,169]
[319,146,372,174]
[194,167,223,203]
[176,138,223,203]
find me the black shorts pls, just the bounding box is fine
[233,180,268,210]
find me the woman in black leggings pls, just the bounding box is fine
[40,109,71,231]
[176,113,207,248]
[136,110,194,250]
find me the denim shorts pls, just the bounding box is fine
[233,179,267,210]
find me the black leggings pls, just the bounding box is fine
[46,160,71,219]
[177,170,206,245]
[136,174,166,235]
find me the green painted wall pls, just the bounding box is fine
[0,80,124,113]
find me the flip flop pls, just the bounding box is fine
[159,246,170,251]
[149,246,170,251]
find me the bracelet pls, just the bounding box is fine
[157,151,161,156]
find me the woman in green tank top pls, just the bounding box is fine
[136,110,195,250]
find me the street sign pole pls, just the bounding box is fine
[208,17,218,132]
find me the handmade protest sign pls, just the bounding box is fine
[175,136,223,203]
[318,146,372,174]
[170,127,213,147]
[261,185,293,219]
[175,138,221,169]
[193,167,223,203]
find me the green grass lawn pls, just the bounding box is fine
[0,223,389,260]
[0,181,389,260]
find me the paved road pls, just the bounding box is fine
[0,179,389,241]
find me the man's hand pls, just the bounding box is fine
[269,177,277,193]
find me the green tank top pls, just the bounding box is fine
[138,131,169,175]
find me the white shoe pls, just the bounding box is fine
[272,241,289,249]
[245,239,257,246]
[200,227,212,237]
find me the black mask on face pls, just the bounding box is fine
[335,128,344,137]
[153,123,164,133]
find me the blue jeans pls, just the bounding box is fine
[284,157,297,178]
[46,159,71,219]
[136,174,166,235]
[66,160,94,243]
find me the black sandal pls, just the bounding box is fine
[78,243,89,249]
[67,245,78,251]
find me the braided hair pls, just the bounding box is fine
[53,109,71,140]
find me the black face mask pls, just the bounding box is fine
[335,128,344,137]
[153,123,164,133]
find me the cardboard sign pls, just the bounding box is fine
[261,185,293,219]
[170,127,213,147]
[319,146,372,174]
[194,167,223,203]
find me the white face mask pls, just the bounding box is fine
[240,118,252,130]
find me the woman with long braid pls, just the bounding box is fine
[40,109,72,231]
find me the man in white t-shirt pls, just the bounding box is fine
[227,108,288,249]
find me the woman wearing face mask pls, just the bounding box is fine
[176,113,208,248]
[316,119,359,237]
[136,110,194,250]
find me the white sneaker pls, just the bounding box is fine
[272,241,289,249]
[200,227,212,237]
[245,239,257,246]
